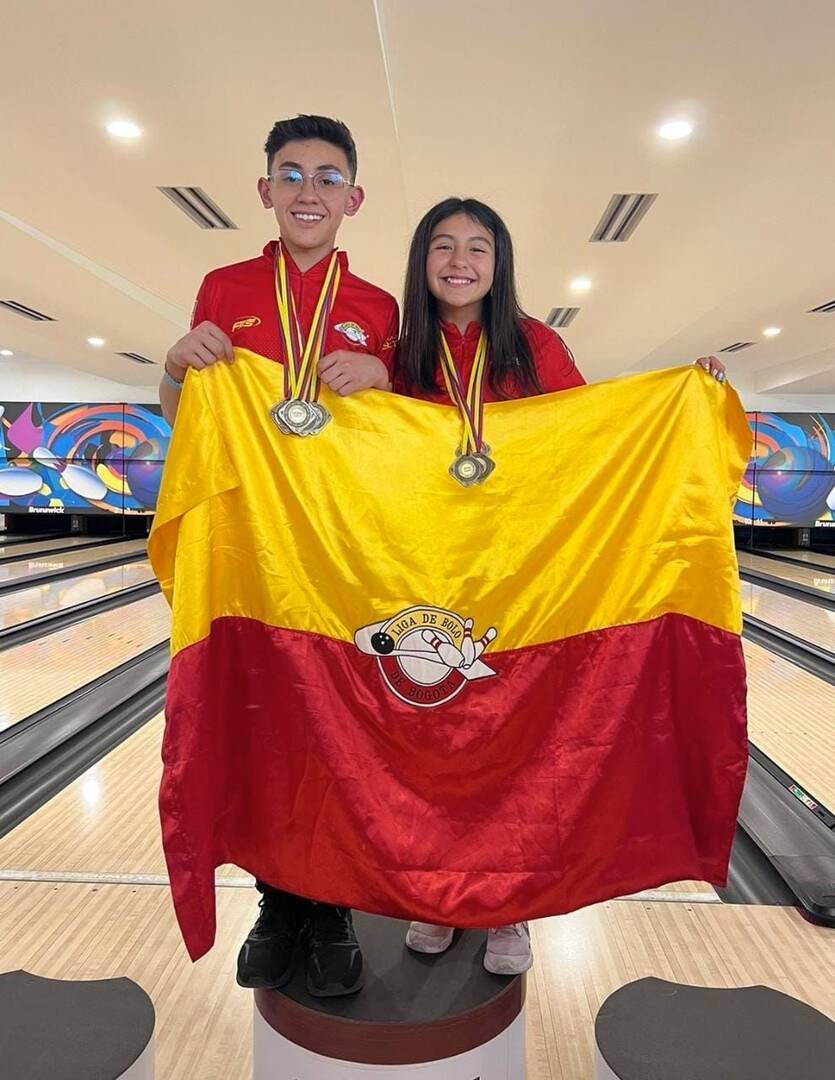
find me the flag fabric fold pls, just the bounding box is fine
[150,349,750,961]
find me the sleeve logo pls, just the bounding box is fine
[335,321,369,347]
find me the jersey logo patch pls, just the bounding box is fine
[232,316,262,333]
[335,321,369,347]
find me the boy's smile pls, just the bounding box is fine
[258,138,364,266]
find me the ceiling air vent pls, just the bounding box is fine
[117,351,156,365]
[719,341,755,353]
[590,193,658,242]
[546,307,580,328]
[808,299,835,313]
[158,186,237,230]
[0,299,55,321]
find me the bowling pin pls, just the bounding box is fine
[461,618,476,668]
[421,629,465,669]
[472,627,498,662]
[33,447,108,501]
[827,483,835,512]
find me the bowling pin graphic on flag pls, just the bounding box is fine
[150,349,751,962]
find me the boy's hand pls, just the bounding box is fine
[319,350,391,396]
[166,321,234,379]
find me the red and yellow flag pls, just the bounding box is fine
[150,349,750,961]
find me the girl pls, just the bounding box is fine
[394,196,726,975]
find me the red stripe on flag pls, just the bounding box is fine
[161,614,747,960]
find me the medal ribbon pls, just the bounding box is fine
[439,330,489,455]
[274,243,341,402]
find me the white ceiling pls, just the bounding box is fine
[1,0,834,399]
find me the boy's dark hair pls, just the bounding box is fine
[264,115,358,181]
[398,197,541,399]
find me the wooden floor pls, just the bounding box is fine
[0,537,146,587]
[764,548,835,570]
[0,565,833,1077]
[745,638,835,807]
[740,579,835,653]
[0,593,169,732]
[4,712,834,1079]
[0,558,154,630]
[738,550,835,595]
[0,879,831,1079]
[0,535,111,560]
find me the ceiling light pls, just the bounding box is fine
[0,349,12,357]
[106,120,142,140]
[763,327,782,338]
[658,119,693,141]
[570,276,592,293]
[87,336,105,347]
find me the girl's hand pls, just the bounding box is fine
[694,355,727,383]
[319,350,391,396]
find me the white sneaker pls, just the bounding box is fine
[484,923,533,975]
[405,922,455,954]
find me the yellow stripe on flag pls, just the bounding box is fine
[150,349,751,659]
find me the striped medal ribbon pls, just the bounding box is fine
[439,330,495,486]
[270,243,341,437]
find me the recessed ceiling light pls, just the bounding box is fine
[87,336,106,347]
[658,119,694,141]
[0,349,13,357]
[763,327,782,337]
[570,276,592,293]
[106,120,142,140]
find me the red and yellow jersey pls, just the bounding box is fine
[192,241,399,375]
[394,317,585,402]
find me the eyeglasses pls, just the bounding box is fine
[266,167,353,194]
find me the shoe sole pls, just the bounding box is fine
[401,933,453,959]
[236,969,295,990]
[306,973,365,998]
[483,955,534,976]
[236,943,302,990]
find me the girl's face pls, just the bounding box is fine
[426,213,495,313]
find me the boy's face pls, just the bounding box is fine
[258,138,364,254]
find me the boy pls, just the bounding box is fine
[160,115,398,997]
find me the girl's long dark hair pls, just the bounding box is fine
[398,197,541,398]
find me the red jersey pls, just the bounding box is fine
[394,318,585,402]
[191,241,399,375]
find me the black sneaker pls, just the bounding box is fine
[305,904,365,997]
[236,885,311,989]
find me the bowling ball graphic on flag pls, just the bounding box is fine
[354,605,498,709]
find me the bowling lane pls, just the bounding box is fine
[0,537,146,589]
[0,713,245,881]
[0,535,113,561]
[737,550,835,596]
[0,558,155,631]
[764,548,835,571]
[0,592,169,733]
[0,707,712,899]
[745,639,835,809]
[741,581,835,654]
